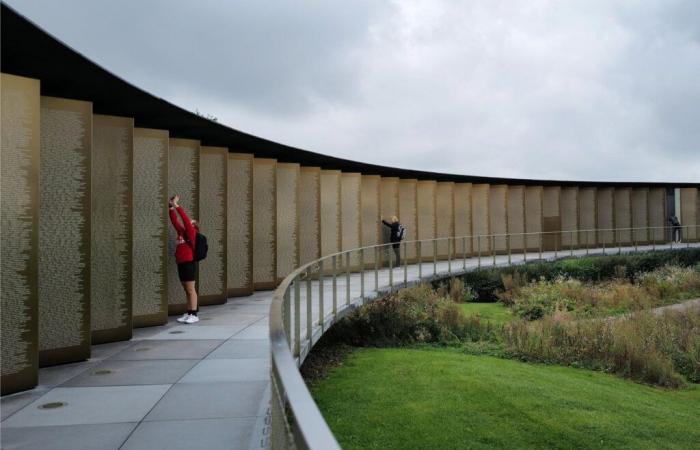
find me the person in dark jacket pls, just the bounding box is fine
[381,216,403,267]
[669,215,682,243]
[169,195,200,324]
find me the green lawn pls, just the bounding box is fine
[458,302,512,325]
[311,348,700,450]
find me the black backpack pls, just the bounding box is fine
[190,233,208,261]
[397,224,406,241]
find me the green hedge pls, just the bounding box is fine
[454,248,700,301]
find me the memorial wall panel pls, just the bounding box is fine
[489,185,508,253]
[1,73,39,394]
[417,180,436,260]
[631,188,649,244]
[199,146,227,305]
[648,188,666,243]
[91,115,133,343]
[276,163,300,281]
[380,177,399,263]
[299,167,320,266]
[578,187,597,248]
[436,182,454,258]
[400,179,418,262]
[253,158,277,290]
[560,187,578,248]
[39,96,92,366]
[132,128,169,327]
[680,188,698,242]
[320,170,341,258]
[597,187,615,245]
[227,153,254,296]
[525,186,543,251]
[454,183,472,256]
[341,173,361,268]
[361,175,380,266]
[614,188,632,244]
[471,184,490,253]
[542,186,561,251]
[507,186,525,252]
[166,139,199,315]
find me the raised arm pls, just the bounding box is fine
[382,219,391,228]
[169,207,185,234]
[176,205,197,244]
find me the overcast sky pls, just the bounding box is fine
[8,0,700,182]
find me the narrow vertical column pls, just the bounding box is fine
[680,188,698,242]
[597,187,615,245]
[320,170,341,258]
[631,188,649,244]
[542,186,561,251]
[525,186,543,252]
[227,153,254,297]
[253,158,277,290]
[454,183,473,256]
[416,180,436,261]
[167,138,199,315]
[471,184,490,254]
[360,175,381,268]
[614,188,632,245]
[1,73,40,394]
[340,173,361,268]
[648,188,666,244]
[489,185,508,254]
[400,179,418,262]
[560,187,579,249]
[578,187,597,247]
[38,96,92,366]
[507,186,525,252]
[299,167,321,266]
[276,163,300,282]
[132,128,169,327]
[380,177,399,263]
[436,182,455,258]
[199,146,228,305]
[91,115,133,343]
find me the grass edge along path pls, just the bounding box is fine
[310,347,700,450]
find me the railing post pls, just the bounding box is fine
[538,234,542,260]
[418,241,423,278]
[318,260,324,331]
[477,235,482,267]
[618,229,622,255]
[523,233,527,262]
[306,276,312,346]
[360,248,365,301]
[570,231,574,257]
[374,246,379,292]
[283,288,291,348]
[492,236,496,267]
[634,229,638,252]
[345,252,351,305]
[448,238,452,275]
[389,244,394,291]
[554,232,558,260]
[433,240,438,276]
[294,279,301,357]
[462,236,467,270]
[586,229,589,255]
[507,234,511,265]
[403,241,408,285]
[332,255,337,317]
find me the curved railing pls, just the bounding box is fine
[269,225,699,449]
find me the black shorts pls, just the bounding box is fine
[177,261,197,282]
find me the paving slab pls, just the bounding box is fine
[179,359,269,384]
[206,339,269,359]
[0,422,138,450]
[37,360,98,389]
[2,385,170,427]
[61,360,198,387]
[143,324,247,340]
[110,340,223,361]
[121,417,256,450]
[144,381,268,421]
[1,390,48,421]
[233,325,268,340]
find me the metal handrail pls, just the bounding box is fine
[269,224,699,449]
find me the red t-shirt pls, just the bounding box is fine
[169,206,196,264]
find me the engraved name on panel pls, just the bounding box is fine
[299,167,320,266]
[400,179,418,260]
[436,182,454,258]
[253,158,277,288]
[524,186,543,251]
[199,147,227,303]
[507,186,525,252]
[341,173,361,268]
[276,163,300,281]
[360,175,380,266]
[454,183,472,255]
[228,154,253,296]
[416,180,435,259]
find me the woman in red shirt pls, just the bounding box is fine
[168,195,200,324]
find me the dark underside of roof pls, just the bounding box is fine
[1,3,696,188]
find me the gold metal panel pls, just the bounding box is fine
[299,167,320,265]
[341,173,362,268]
[276,163,300,281]
[167,138,199,315]
[680,188,698,241]
[39,96,92,366]
[416,180,436,260]
[560,187,578,248]
[597,187,615,245]
[454,183,472,256]
[489,185,508,253]
[507,186,525,252]
[199,146,228,305]
[614,188,632,244]
[542,186,561,251]
[578,187,597,247]
[471,184,490,253]
[91,115,133,344]
[227,153,254,296]
[525,186,543,251]
[320,170,341,258]
[380,177,399,249]
[132,128,169,327]
[648,188,666,243]
[253,158,277,290]
[400,179,418,261]
[1,73,39,394]
[631,188,649,244]
[436,182,454,258]
[360,175,380,266]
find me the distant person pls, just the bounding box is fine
[382,216,405,267]
[669,215,682,243]
[169,195,200,324]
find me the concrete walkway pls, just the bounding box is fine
[2,242,698,450]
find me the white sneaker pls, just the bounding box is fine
[183,314,199,324]
[176,313,189,323]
